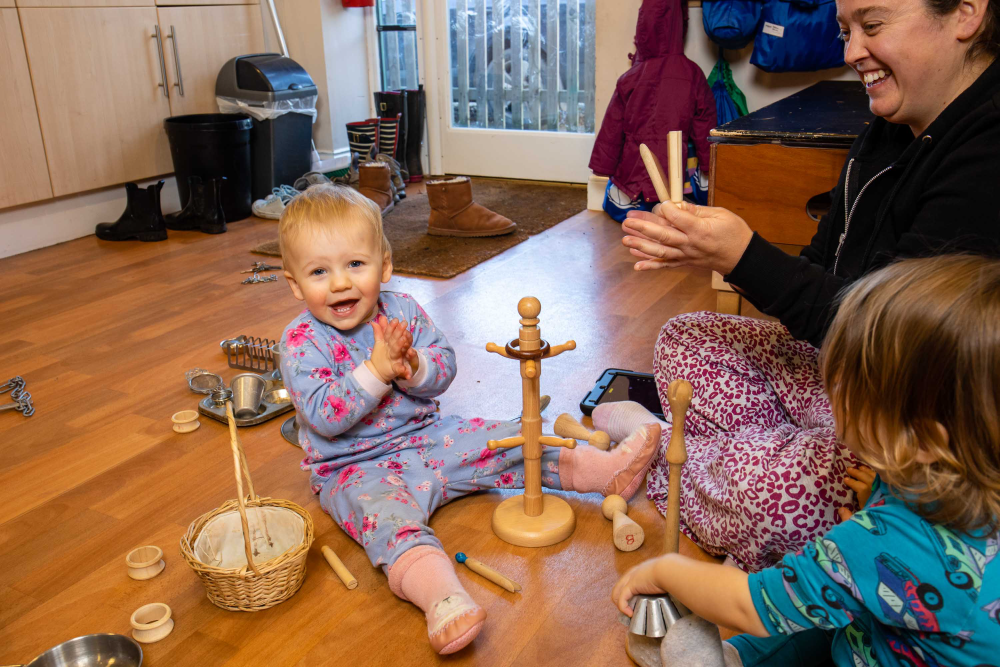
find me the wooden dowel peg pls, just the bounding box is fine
[455,552,522,593]
[485,342,512,358]
[538,435,577,449]
[668,130,683,204]
[639,143,671,204]
[554,413,611,450]
[321,545,357,590]
[488,436,525,451]
[601,495,644,552]
[546,340,577,357]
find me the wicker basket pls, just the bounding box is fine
[180,402,314,611]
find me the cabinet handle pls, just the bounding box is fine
[152,25,169,98]
[167,25,185,97]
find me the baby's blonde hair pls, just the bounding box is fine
[278,184,391,261]
[822,254,1000,533]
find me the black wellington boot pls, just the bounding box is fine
[402,85,425,182]
[95,181,167,242]
[374,90,409,181]
[165,176,227,234]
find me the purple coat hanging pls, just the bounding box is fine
[589,0,717,203]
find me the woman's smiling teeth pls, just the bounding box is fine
[863,69,892,87]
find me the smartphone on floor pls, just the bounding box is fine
[579,368,665,420]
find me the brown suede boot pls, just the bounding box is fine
[358,162,394,215]
[426,176,516,237]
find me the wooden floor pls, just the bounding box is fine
[0,201,717,666]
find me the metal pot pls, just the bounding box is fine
[3,634,142,667]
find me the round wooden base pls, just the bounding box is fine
[491,494,575,547]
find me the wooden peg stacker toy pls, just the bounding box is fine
[486,297,578,547]
[623,379,696,667]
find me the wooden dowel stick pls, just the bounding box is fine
[668,130,683,204]
[455,552,522,593]
[639,143,671,204]
[322,545,358,590]
[664,380,692,555]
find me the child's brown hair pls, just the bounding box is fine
[822,254,1000,533]
[278,184,391,261]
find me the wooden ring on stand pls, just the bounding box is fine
[504,339,550,360]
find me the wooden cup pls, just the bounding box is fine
[130,602,174,643]
[126,545,165,580]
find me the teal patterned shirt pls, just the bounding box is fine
[748,476,1000,667]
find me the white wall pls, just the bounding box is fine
[262,0,374,160]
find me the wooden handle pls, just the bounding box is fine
[664,379,692,555]
[488,436,525,451]
[545,340,576,358]
[668,130,683,204]
[225,401,261,576]
[639,143,671,203]
[486,342,512,358]
[538,435,577,449]
[554,413,611,450]
[612,510,645,552]
[554,413,591,440]
[321,545,358,590]
[462,556,522,593]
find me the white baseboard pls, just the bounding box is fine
[588,174,608,211]
[0,177,181,260]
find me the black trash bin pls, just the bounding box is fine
[216,54,318,201]
[164,114,253,221]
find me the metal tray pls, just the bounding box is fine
[197,381,294,427]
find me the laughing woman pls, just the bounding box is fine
[602,0,1000,571]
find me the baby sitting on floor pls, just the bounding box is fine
[277,184,660,654]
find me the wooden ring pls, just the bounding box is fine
[504,339,550,360]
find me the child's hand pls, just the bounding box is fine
[838,464,876,523]
[369,316,414,382]
[612,557,669,615]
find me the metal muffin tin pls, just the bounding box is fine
[197,378,293,426]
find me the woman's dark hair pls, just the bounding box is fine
[925,0,1000,61]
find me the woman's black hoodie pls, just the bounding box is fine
[726,58,1000,347]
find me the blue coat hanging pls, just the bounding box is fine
[750,0,845,73]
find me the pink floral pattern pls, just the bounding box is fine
[646,312,859,572]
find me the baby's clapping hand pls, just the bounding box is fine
[369,315,415,383]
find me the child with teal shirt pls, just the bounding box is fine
[612,254,1000,667]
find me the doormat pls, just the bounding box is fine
[251,177,586,279]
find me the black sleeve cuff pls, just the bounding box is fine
[724,232,806,311]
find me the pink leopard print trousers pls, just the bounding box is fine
[648,311,859,572]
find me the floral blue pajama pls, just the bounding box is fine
[280,291,563,570]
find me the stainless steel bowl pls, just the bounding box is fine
[263,388,290,405]
[12,634,142,667]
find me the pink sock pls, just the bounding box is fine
[388,545,486,654]
[592,401,667,443]
[559,423,661,500]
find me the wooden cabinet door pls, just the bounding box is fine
[20,8,173,196]
[0,8,52,208]
[157,5,264,117]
